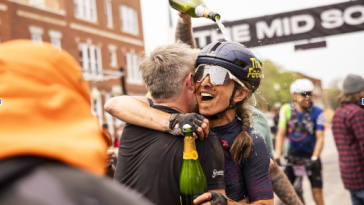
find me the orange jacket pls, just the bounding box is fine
[0,40,107,175]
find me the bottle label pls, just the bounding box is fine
[195,4,205,17]
[183,137,198,160]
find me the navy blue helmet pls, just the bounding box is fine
[196,41,262,92]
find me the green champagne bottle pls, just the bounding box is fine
[180,124,207,205]
[169,0,220,22]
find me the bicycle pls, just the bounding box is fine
[276,156,313,205]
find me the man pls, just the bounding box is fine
[109,42,226,205]
[0,40,152,205]
[332,74,364,205]
[275,79,325,205]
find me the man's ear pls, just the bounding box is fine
[185,73,195,91]
[292,93,297,101]
[233,88,249,103]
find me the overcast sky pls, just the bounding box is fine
[140,0,364,88]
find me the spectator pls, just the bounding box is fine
[0,40,152,205]
[332,74,364,205]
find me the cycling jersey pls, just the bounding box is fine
[211,117,273,202]
[278,103,324,153]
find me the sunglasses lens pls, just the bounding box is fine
[299,91,312,96]
[209,66,230,85]
[194,65,207,82]
[195,64,232,86]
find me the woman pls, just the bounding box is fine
[105,41,273,205]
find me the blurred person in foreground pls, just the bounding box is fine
[332,74,364,205]
[275,79,325,205]
[0,40,152,205]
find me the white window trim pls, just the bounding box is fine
[126,52,143,85]
[29,26,43,42]
[74,0,98,22]
[29,0,45,8]
[119,5,139,35]
[49,30,62,39]
[49,30,62,49]
[79,43,103,78]
[108,44,117,68]
[105,0,114,28]
[29,26,43,35]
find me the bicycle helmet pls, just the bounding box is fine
[196,41,262,92]
[290,79,314,95]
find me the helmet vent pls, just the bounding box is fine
[210,42,222,53]
[233,59,248,68]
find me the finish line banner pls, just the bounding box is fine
[193,1,364,48]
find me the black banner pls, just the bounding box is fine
[193,1,364,48]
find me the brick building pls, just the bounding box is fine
[0,0,147,137]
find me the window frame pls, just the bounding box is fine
[119,5,139,35]
[126,52,143,85]
[49,30,62,49]
[29,26,43,43]
[74,0,98,22]
[104,0,114,28]
[78,43,103,77]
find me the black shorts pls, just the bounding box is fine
[284,151,323,188]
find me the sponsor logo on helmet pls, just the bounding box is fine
[247,58,262,78]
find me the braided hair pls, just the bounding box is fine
[230,80,253,164]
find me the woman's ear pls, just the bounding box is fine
[234,88,249,103]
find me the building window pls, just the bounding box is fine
[49,30,62,49]
[29,0,45,8]
[119,5,139,35]
[74,0,97,22]
[29,26,43,43]
[78,43,102,77]
[108,45,117,67]
[126,52,142,84]
[105,0,113,28]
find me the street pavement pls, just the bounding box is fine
[302,127,351,205]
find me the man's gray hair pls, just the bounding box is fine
[140,41,199,100]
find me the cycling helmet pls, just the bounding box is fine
[290,79,314,94]
[196,41,262,92]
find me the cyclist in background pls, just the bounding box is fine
[275,79,325,205]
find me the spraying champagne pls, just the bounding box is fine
[169,0,220,22]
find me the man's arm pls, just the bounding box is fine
[269,158,303,205]
[275,126,286,159]
[351,109,364,155]
[312,130,324,159]
[104,96,209,139]
[312,112,325,158]
[194,192,273,205]
[275,105,289,160]
[104,96,170,131]
[175,12,196,48]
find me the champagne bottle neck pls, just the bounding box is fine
[202,7,220,22]
[183,135,198,160]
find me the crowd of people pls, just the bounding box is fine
[0,10,363,205]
